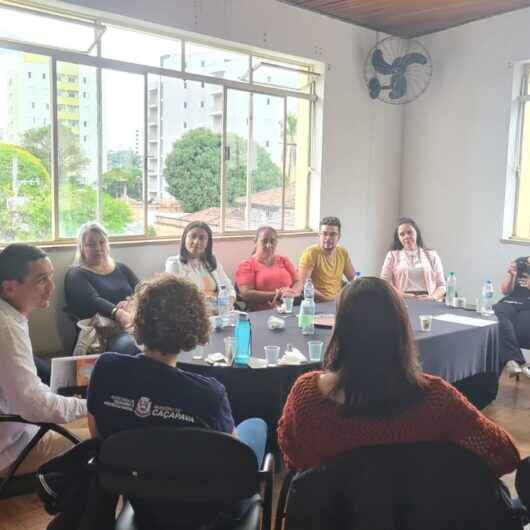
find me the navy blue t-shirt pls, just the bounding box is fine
[87,353,235,437]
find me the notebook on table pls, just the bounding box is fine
[314,314,335,328]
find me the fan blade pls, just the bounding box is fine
[390,74,407,100]
[394,52,427,72]
[371,49,394,75]
[368,77,381,99]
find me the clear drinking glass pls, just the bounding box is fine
[307,341,324,362]
[264,345,280,366]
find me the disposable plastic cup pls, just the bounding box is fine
[282,296,294,313]
[224,337,236,364]
[307,340,324,362]
[419,315,432,332]
[192,345,205,360]
[264,345,280,366]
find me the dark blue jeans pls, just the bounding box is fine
[107,331,140,356]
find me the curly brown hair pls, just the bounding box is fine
[133,274,211,355]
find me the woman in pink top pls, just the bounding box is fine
[381,217,446,301]
[236,226,302,311]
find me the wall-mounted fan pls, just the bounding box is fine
[364,36,432,104]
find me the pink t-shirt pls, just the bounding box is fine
[236,256,298,310]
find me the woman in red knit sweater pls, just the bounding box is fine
[277,277,520,476]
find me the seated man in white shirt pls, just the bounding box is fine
[0,244,88,477]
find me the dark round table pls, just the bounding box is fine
[176,299,500,445]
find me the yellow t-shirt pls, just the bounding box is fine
[298,244,350,299]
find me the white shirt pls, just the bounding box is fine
[403,250,428,292]
[0,298,87,471]
[165,255,236,299]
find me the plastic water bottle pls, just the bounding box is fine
[446,272,457,307]
[234,312,252,366]
[217,284,230,327]
[303,278,315,301]
[481,280,495,316]
[299,279,315,335]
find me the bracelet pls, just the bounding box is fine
[110,307,119,320]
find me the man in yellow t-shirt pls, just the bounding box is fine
[299,217,356,302]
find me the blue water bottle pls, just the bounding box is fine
[234,312,252,366]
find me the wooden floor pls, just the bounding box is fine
[1,372,529,530]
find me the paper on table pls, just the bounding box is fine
[432,313,496,327]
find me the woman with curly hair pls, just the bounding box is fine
[87,274,267,527]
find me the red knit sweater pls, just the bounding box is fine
[277,371,520,476]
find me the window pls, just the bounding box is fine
[0,2,316,243]
[511,66,530,240]
[0,50,52,242]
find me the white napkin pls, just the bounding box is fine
[248,357,268,369]
[205,352,228,364]
[278,347,307,365]
[267,315,286,330]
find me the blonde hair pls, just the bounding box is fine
[73,221,109,266]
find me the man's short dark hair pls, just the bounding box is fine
[320,216,341,233]
[0,244,48,286]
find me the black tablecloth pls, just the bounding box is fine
[177,300,500,435]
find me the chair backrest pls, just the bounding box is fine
[282,442,521,530]
[97,426,259,504]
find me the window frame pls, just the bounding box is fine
[0,1,318,244]
[511,65,530,240]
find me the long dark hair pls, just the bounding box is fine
[179,221,217,272]
[323,277,427,418]
[390,217,426,251]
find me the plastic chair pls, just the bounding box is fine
[274,442,529,530]
[0,414,81,499]
[95,426,274,530]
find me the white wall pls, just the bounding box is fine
[401,8,530,303]
[29,0,403,354]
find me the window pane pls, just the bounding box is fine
[147,75,222,236]
[102,69,144,236]
[57,62,98,238]
[0,6,97,52]
[252,57,312,92]
[185,43,249,83]
[225,89,250,231]
[0,50,52,242]
[286,97,310,230]
[101,26,181,70]
[515,102,530,238]
[248,93,284,230]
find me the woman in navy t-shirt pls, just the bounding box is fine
[87,274,267,528]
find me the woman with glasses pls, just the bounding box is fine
[65,221,140,355]
[235,226,302,311]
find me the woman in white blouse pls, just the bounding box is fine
[165,221,236,310]
[380,218,446,301]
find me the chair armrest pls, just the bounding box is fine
[0,414,80,444]
[258,452,274,530]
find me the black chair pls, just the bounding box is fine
[274,442,529,530]
[95,427,274,530]
[0,414,81,499]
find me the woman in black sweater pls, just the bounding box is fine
[65,222,140,355]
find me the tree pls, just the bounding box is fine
[103,167,142,201]
[21,124,90,184]
[0,142,134,242]
[0,143,52,241]
[164,128,282,212]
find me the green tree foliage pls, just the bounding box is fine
[102,167,142,201]
[164,128,282,212]
[0,143,52,241]
[0,142,133,242]
[21,124,90,184]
